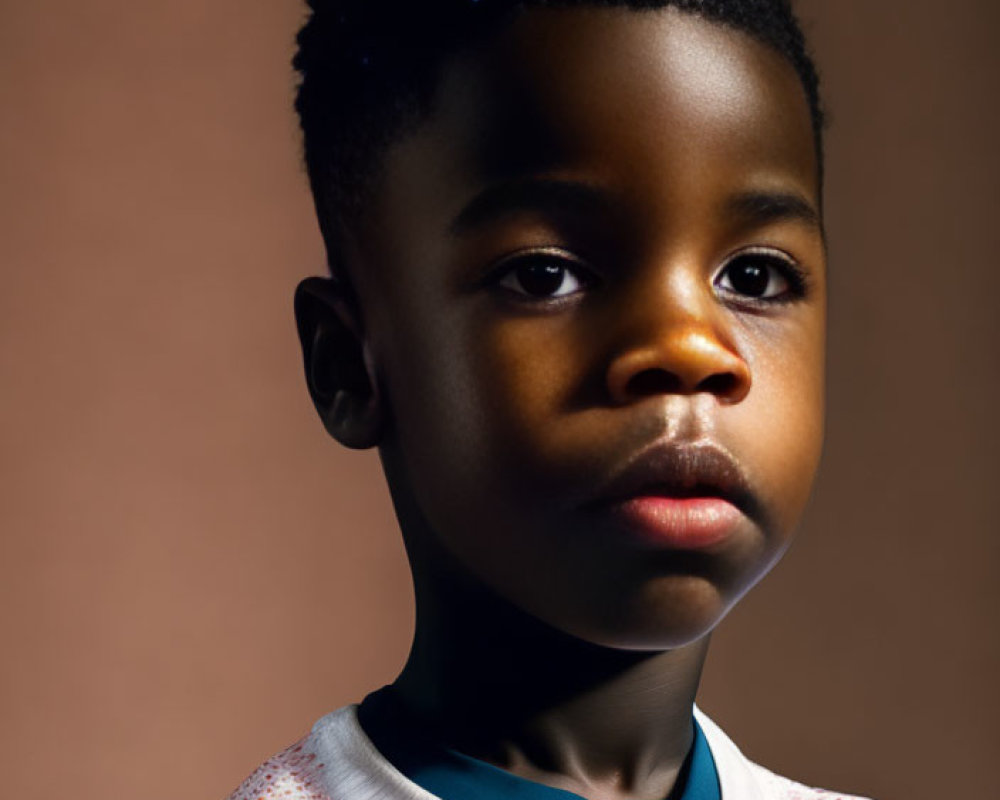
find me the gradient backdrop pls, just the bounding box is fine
[1,1,997,798]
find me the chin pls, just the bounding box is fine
[540,573,736,652]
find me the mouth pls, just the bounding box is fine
[584,440,762,550]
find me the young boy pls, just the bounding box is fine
[229,1,871,798]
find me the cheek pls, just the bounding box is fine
[379,306,607,586]
[729,317,825,536]
[467,316,580,436]
[378,308,559,512]
[454,313,625,507]
[433,308,574,423]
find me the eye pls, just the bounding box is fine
[495,250,590,300]
[714,248,806,302]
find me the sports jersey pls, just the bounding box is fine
[226,695,872,800]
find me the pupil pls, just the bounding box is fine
[728,258,769,296]
[518,261,564,296]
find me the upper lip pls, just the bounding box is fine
[585,439,763,524]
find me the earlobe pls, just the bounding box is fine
[294,276,383,449]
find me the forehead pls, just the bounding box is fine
[456,8,814,180]
[353,6,819,276]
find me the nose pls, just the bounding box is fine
[605,298,751,407]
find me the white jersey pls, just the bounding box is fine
[226,704,872,800]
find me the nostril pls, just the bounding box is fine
[697,372,740,398]
[625,369,683,397]
[625,369,741,399]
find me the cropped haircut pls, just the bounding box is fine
[293,0,826,272]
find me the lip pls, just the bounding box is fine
[605,496,743,549]
[584,440,762,550]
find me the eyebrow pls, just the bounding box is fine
[724,190,822,232]
[448,179,614,237]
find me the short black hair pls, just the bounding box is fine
[293,0,825,270]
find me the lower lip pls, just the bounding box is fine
[603,496,743,549]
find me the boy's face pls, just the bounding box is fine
[333,7,825,649]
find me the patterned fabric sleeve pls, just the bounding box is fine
[227,738,331,800]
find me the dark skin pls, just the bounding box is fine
[296,8,825,800]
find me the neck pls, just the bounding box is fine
[391,558,709,800]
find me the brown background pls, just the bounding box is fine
[1,1,996,798]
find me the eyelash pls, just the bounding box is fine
[488,246,808,306]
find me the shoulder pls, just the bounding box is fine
[693,706,875,800]
[224,705,433,800]
[747,761,875,800]
[225,736,331,800]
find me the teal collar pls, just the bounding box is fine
[357,686,721,800]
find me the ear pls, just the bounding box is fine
[294,276,383,449]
